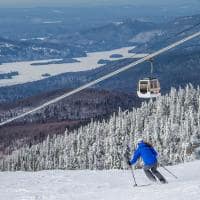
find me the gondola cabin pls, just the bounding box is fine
[137,78,161,98]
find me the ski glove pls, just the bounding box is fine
[127,160,132,166]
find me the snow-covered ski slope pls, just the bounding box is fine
[0,161,200,200]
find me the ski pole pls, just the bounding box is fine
[124,145,137,186]
[130,165,138,186]
[160,163,178,179]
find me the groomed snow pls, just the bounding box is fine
[0,46,147,87]
[0,161,200,200]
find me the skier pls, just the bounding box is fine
[128,138,167,184]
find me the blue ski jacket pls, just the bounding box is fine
[130,142,158,166]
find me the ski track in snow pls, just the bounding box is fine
[0,161,200,200]
[0,46,147,87]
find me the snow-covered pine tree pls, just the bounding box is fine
[1,84,200,171]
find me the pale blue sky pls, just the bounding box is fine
[0,0,199,7]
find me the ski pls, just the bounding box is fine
[134,184,151,187]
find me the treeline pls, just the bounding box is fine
[1,84,200,171]
[0,89,138,157]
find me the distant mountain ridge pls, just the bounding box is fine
[0,15,200,104]
[0,19,156,63]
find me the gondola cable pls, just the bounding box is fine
[0,31,200,127]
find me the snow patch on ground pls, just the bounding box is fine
[42,21,62,24]
[112,21,124,26]
[0,46,147,87]
[20,37,47,41]
[0,43,15,48]
[130,30,163,43]
[0,161,200,200]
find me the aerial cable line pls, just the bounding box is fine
[0,31,200,127]
[91,21,200,79]
[173,21,200,38]
[145,21,200,52]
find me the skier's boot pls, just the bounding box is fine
[160,178,167,184]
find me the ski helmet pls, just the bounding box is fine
[137,138,143,144]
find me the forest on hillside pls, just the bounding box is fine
[1,84,200,171]
[0,89,138,157]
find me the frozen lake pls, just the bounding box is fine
[0,46,147,87]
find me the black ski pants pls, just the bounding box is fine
[143,163,166,183]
